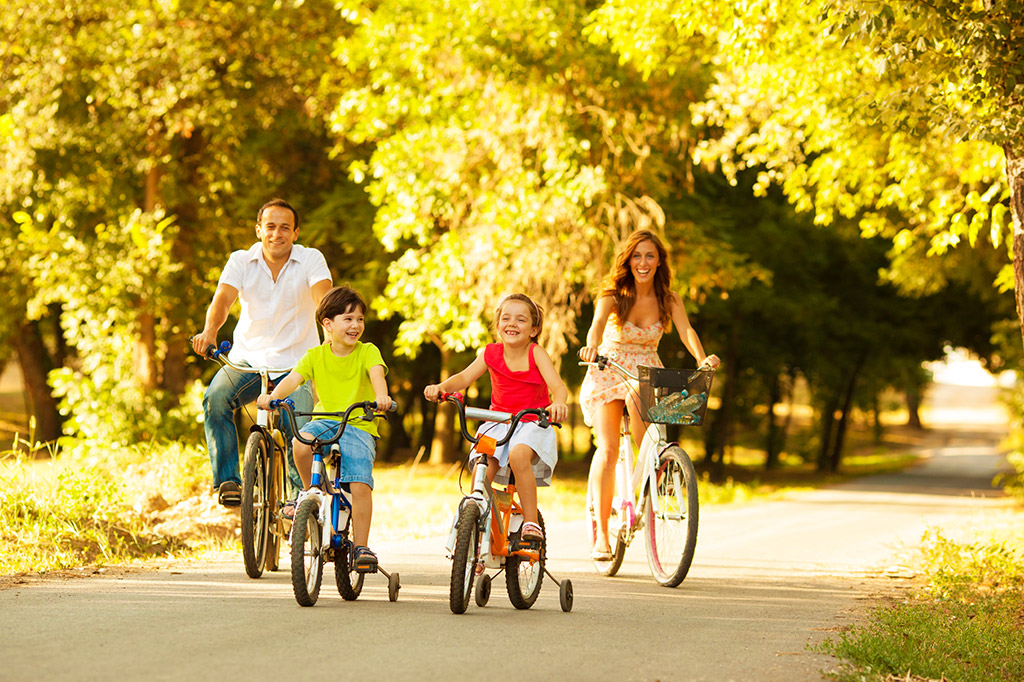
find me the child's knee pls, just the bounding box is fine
[508,445,534,469]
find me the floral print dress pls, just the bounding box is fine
[579,317,664,426]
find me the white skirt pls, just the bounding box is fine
[470,420,558,487]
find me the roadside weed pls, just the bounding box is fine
[821,529,1024,682]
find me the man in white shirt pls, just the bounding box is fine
[192,199,332,506]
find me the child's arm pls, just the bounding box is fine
[368,364,393,412]
[424,351,488,402]
[532,345,569,423]
[256,371,304,409]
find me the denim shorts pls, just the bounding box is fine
[300,419,377,489]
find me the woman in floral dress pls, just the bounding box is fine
[578,230,719,560]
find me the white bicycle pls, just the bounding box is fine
[580,354,714,587]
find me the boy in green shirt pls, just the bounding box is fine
[258,286,392,571]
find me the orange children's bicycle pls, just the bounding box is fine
[438,392,573,614]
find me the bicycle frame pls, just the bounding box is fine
[456,431,539,570]
[274,399,389,555]
[589,357,672,526]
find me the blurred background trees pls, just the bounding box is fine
[1,0,1018,476]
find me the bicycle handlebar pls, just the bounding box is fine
[436,392,554,447]
[189,337,294,375]
[270,398,397,448]
[580,353,716,383]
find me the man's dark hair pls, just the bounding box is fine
[257,198,299,230]
[317,286,367,324]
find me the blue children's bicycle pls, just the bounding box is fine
[272,399,401,607]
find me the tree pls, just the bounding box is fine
[606,1,1020,337]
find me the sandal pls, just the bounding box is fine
[353,545,378,573]
[591,547,613,561]
[217,481,241,507]
[521,521,544,542]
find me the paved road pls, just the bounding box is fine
[0,388,1015,682]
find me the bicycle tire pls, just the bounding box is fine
[290,496,324,606]
[449,503,480,614]
[335,542,365,601]
[241,432,270,579]
[505,511,544,609]
[587,477,627,577]
[265,433,287,572]
[643,446,699,587]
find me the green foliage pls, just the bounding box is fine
[327,0,739,361]
[0,450,180,574]
[16,210,197,445]
[821,529,1024,682]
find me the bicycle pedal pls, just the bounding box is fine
[354,563,378,574]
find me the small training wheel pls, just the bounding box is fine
[559,579,573,612]
[389,572,400,602]
[474,573,491,607]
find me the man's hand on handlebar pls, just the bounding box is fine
[191,331,219,358]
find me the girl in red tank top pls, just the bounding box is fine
[424,294,569,542]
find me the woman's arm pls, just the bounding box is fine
[667,292,720,368]
[423,351,489,401]
[578,295,614,362]
[533,345,569,423]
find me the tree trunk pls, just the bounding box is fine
[706,325,740,482]
[1004,142,1024,351]
[764,373,783,470]
[905,387,922,429]
[428,345,458,464]
[816,394,838,472]
[13,320,62,444]
[828,353,866,472]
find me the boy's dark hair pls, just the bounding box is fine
[317,286,367,324]
[257,198,299,230]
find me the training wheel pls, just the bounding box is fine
[474,573,491,607]
[559,579,573,612]
[389,572,400,602]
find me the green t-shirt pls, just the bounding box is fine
[294,341,388,437]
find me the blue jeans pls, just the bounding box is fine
[202,364,314,494]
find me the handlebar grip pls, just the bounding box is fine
[269,398,295,409]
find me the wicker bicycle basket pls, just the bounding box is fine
[636,365,715,426]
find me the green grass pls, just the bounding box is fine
[820,529,1024,682]
[0,425,925,576]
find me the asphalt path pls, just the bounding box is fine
[0,383,1016,682]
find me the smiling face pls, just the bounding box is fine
[256,205,298,264]
[323,304,365,354]
[629,239,661,285]
[496,299,539,347]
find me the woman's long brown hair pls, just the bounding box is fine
[598,230,673,327]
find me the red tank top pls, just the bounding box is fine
[485,343,548,418]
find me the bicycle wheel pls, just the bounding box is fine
[643,446,699,587]
[241,432,270,579]
[587,475,627,577]
[290,496,324,606]
[264,434,287,573]
[335,542,365,601]
[449,503,480,614]
[506,512,544,609]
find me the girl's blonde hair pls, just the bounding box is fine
[495,293,544,339]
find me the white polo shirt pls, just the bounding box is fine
[218,242,332,369]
